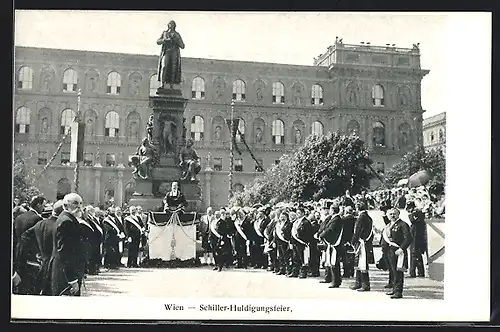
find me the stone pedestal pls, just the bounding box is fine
[128,89,203,213]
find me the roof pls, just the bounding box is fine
[423,112,446,127]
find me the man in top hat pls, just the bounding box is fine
[290,206,315,279]
[16,200,64,295]
[382,208,412,298]
[351,201,374,292]
[13,195,46,295]
[47,193,85,296]
[124,206,146,268]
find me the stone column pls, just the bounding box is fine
[116,166,124,208]
[94,166,102,206]
[204,162,213,209]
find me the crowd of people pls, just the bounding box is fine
[198,188,434,299]
[12,193,149,296]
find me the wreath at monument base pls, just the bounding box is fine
[139,258,200,268]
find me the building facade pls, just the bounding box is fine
[13,40,429,210]
[422,112,446,152]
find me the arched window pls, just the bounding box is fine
[190,115,204,141]
[15,107,31,133]
[272,119,285,145]
[235,118,245,143]
[311,84,323,105]
[106,71,121,94]
[63,68,78,92]
[272,82,285,104]
[56,178,72,199]
[105,111,120,138]
[311,121,324,136]
[127,111,141,140]
[191,77,205,99]
[17,66,33,90]
[372,121,386,147]
[372,84,385,107]
[232,79,246,101]
[60,109,75,135]
[347,120,360,137]
[149,74,161,96]
[430,132,435,142]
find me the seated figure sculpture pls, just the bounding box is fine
[179,138,201,181]
[132,137,158,179]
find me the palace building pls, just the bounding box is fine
[13,40,429,210]
[423,112,446,153]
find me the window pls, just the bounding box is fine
[235,158,243,172]
[63,68,78,92]
[439,129,445,142]
[347,120,360,136]
[106,71,121,94]
[60,109,75,135]
[129,122,139,139]
[191,77,205,99]
[38,151,47,165]
[190,115,204,141]
[272,82,285,104]
[232,79,246,101]
[84,153,93,166]
[61,152,70,165]
[106,154,116,167]
[150,74,161,96]
[213,158,222,171]
[255,159,264,172]
[105,111,120,138]
[235,118,245,143]
[372,121,386,147]
[311,84,324,105]
[372,84,385,107]
[430,132,435,142]
[17,66,33,90]
[271,119,285,144]
[15,107,31,134]
[376,162,385,174]
[311,121,324,136]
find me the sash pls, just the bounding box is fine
[382,224,406,272]
[324,227,343,267]
[276,222,287,242]
[125,216,143,234]
[254,218,264,238]
[78,218,94,231]
[104,217,126,251]
[303,245,310,264]
[291,220,306,245]
[356,227,373,272]
[91,217,103,235]
[234,219,248,241]
[210,219,222,239]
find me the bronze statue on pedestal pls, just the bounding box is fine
[131,137,158,180]
[179,139,200,181]
[157,20,185,90]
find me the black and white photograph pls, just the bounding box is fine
[11,11,491,322]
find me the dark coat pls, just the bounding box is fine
[47,211,84,296]
[321,215,343,246]
[292,217,315,245]
[124,215,143,241]
[164,192,187,211]
[341,214,356,245]
[16,215,58,295]
[380,219,412,270]
[264,219,277,243]
[408,209,428,254]
[352,211,375,264]
[79,218,95,270]
[13,210,43,270]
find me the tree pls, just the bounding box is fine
[234,132,373,205]
[13,149,42,203]
[383,146,446,188]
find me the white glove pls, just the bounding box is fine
[128,237,132,243]
[395,248,404,256]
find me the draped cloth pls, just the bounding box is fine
[355,227,373,272]
[148,211,197,261]
[324,229,343,267]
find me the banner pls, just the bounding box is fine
[148,212,197,261]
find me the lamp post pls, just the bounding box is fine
[228,100,235,201]
[71,89,84,194]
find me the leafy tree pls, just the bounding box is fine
[13,149,42,203]
[383,146,446,188]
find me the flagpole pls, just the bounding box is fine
[74,89,82,194]
[228,100,235,201]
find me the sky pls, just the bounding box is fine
[13,11,490,118]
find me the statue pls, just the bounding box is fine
[160,115,177,155]
[157,20,185,89]
[131,138,158,180]
[255,127,263,143]
[146,114,154,143]
[214,126,221,141]
[294,128,302,144]
[40,118,49,134]
[179,138,201,181]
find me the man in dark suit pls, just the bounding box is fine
[382,208,413,299]
[113,207,126,267]
[47,193,85,296]
[79,206,97,277]
[341,206,356,278]
[209,209,233,272]
[102,207,124,269]
[307,210,321,277]
[315,202,336,284]
[13,195,46,295]
[319,205,344,288]
[351,201,374,292]
[264,211,279,273]
[232,208,251,269]
[16,200,64,295]
[124,206,145,268]
[85,206,103,275]
[407,201,427,278]
[290,207,315,279]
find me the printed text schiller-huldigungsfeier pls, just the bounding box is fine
[199,304,292,313]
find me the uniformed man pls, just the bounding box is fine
[382,208,413,298]
[16,200,64,295]
[124,206,145,268]
[351,201,375,292]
